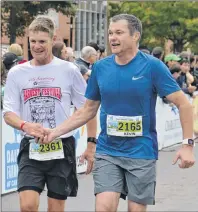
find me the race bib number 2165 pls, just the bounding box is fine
[107,115,143,137]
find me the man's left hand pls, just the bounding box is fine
[172,145,195,168]
[80,142,96,174]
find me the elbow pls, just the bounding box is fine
[88,110,97,121]
[178,102,193,111]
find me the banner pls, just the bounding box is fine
[2,118,21,194]
[156,97,183,150]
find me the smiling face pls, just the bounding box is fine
[108,19,140,57]
[29,30,55,65]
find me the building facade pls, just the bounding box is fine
[1,1,107,60]
[74,0,107,56]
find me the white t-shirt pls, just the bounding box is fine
[3,57,87,138]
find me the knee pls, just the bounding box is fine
[96,198,115,212]
[96,203,112,212]
[47,198,65,212]
[20,202,38,212]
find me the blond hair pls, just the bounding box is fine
[8,43,23,56]
[29,15,55,38]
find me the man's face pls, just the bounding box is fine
[29,31,54,64]
[108,20,138,55]
[88,51,98,64]
[180,62,190,73]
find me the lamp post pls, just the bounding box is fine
[70,16,73,48]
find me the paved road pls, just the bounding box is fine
[2,144,198,211]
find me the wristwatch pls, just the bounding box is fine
[87,137,97,144]
[182,138,195,147]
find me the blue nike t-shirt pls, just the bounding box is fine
[85,51,181,159]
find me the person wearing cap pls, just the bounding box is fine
[164,53,181,69]
[152,46,164,61]
[3,52,18,71]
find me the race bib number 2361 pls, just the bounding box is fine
[29,139,64,161]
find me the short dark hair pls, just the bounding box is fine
[110,14,142,39]
[152,46,164,59]
[52,41,65,59]
[87,42,99,51]
[170,64,181,74]
[99,45,105,53]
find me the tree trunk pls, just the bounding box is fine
[9,5,17,44]
[175,40,183,53]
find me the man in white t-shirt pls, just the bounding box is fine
[3,16,97,212]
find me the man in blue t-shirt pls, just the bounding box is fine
[43,14,195,212]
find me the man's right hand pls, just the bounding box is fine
[42,128,58,144]
[188,85,196,93]
[22,122,45,139]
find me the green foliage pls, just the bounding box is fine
[1,1,76,44]
[108,1,198,53]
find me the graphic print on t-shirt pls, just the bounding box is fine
[23,87,61,128]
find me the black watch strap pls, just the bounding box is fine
[87,137,97,144]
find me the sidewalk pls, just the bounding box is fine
[2,144,198,211]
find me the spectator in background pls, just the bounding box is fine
[170,64,181,80]
[139,46,151,54]
[75,46,97,69]
[152,46,164,61]
[3,52,18,72]
[177,58,197,96]
[87,42,100,59]
[164,53,181,69]
[1,60,7,86]
[77,64,91,82]
[66,47,75,62]
[1,60,6,108]
[2,53,18,108]
[98,45,107,60]
[52,41,67,60]
[8,43,27,64]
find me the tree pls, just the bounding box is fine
[108,1,198,53]
[1,1,77,44]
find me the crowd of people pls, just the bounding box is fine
[141,46,198,98]
[1,13,196,212]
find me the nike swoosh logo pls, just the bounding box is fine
[132,76,144,80]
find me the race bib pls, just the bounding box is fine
[107,115,143,137]
[29,139,64,161]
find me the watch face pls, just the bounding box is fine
[188,139,194,145]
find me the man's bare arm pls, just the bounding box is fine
[166,90,193,140]
[86,115,97,138]
[4,112,45,138]
[4,112,25,130]
[53,99,100,139]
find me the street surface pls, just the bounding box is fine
[2,144,198,211]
